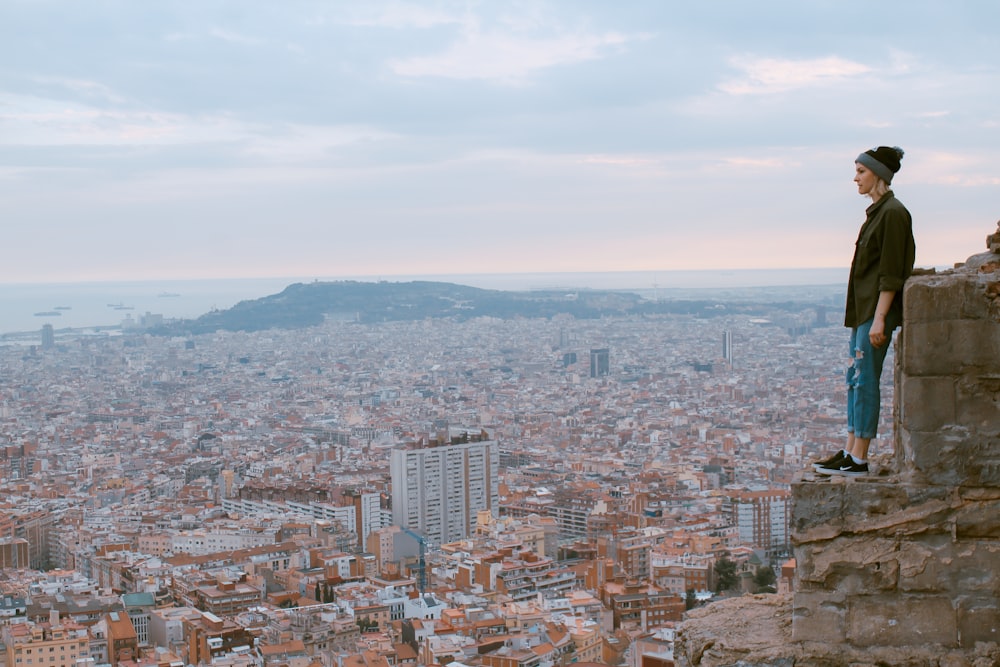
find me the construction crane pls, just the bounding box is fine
[400,527,427,594]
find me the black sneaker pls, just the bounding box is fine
[812,450,846,471]
[823,458,869,477]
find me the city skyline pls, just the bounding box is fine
[2,1,998,284]
[3,233,995,663]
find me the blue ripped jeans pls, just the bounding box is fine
[846,318,894,440]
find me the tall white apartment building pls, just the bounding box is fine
[732,489,790,558]
[390,438,499,545]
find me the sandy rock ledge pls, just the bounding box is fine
[674,593,1000,667]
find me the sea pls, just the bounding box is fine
[0,268,848,339]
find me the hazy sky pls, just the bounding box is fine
[2,1,998,284]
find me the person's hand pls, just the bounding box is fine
[869,317,888,348]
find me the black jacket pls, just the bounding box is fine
[844,191,915,328]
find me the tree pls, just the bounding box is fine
[753,565,777,593]
[685,589,698,610]
[714,556,738,593]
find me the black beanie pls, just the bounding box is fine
[856,146,904,184]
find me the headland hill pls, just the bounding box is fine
[146,279,846,335]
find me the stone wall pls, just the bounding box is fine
[675,224,1000,666]
[792,224,1000,652]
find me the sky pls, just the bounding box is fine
[1,0,998,284]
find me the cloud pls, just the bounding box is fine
[719,157,789,169]
[335,2,463,30]
[239,124,397,163]
[0,93,228,147]
[579,155,657,167]
[0,90,390,167]
[719,55,871,95]
[389,28,634,83]
[911,150,1000,187]
[208,27,263,46]
[337,1,643,83]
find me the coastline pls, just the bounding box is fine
[0,269,847,337]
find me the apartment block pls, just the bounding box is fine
[390,436,498,546]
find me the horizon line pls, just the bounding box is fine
[0,266,855,289]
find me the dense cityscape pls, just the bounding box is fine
[0,292,895,667]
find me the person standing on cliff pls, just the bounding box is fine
[814,146,915,477]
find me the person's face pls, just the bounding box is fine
[854,163,878,196]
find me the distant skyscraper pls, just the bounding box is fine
[41,324,54,349]
[390,436,499,546]
[558,328,571,348]
[722,330,733,366]
[590,348,609,378]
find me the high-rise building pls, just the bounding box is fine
[590,348,610,378]
[815,305,828,327]
[344,488,385,543]
[390,436,499,546]
[732,489,790,557]
[41,324,55,349]
[722,330,733,366]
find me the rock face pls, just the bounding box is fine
[676,224,1000,667]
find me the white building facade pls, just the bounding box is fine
[390,438,499,545]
